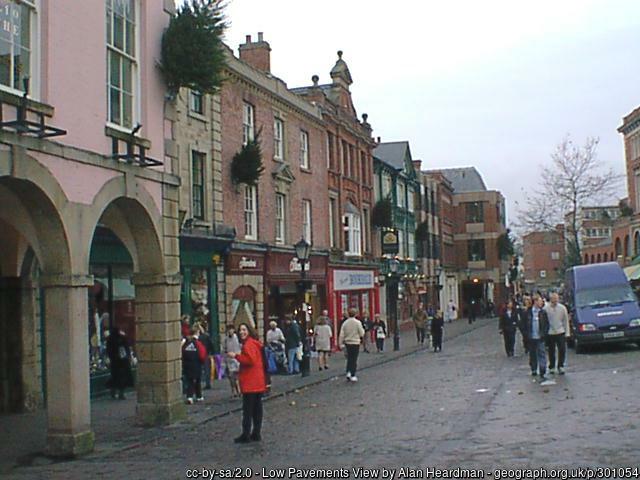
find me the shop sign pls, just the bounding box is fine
[289,257,310,273]
[381,228,399,255]
[239,256,258,269]
[333,270,375,291]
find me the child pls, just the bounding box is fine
[223,324,241,397]
[182,325,207,404]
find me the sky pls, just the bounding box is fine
[183,0,640,225]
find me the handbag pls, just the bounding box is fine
[376,326,386,339]
[295,344,303,361]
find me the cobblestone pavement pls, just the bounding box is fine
[7,318,640,479]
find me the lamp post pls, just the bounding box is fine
[389,258,400,351]
[435,265,443,310]
[294,238,312,377]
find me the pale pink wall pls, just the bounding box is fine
[43,1,168,166]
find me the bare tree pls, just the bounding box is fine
[516,136,623,267]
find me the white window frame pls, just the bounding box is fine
[382,173,392,198]
[275,193,285,244]
[0,0,38,97]
[408,231,415,259]
[540,270,547,278]
[243,102,255,145]
[191,149,206,220]
[106,0,139,130]
[300,130,309,169]
[407,187,415,212]
[363,207,370,253]
[396,181,405,208]
[329,198,337,248]
[343,213,361,256]
[398,229,405,258]
[274,117,284,161]
[302,199,312,242]
[326,132,331,169]
[189,89,204,115]
[244,185,257,240]
[551,251,560,260]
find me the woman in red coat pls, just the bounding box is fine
[226,322,268,443]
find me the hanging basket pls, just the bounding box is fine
[231,135,265,186]
[371,197,392,228]
[415,221,429,241]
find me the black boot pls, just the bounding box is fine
[234,435,250,444]
[250,431,261,442]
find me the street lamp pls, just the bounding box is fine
[294,237,312,377]
[435,265,443,310]
[389,258,400,351]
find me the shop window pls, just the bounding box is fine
[107,0,137,128]
[0,0,37,94]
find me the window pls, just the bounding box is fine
[190,90,204,115]
[302,199,312,241]
[408,232,415,259]
[343,213,361,256]
[398,230,405,258]
[382,173,392,198]
[329,198,337,248]
[242,103,255,145]
[363,207,369,253]
[244,185,257,240]
[360,151,367,185]
[396,182,405,208]
[349,145,356,180]
[107,0,137,128]
[467,239,485,262]
[341,141,348,175]
[540,270,547,278]
[407,187,415,212]
[274,118,284,160]
[300,130,309,169]
[465,202,484,223]
[551,251,560,260]
[275,193,286,244]
[191,151,205,220]
[0,0,36,93]
[326,132,333,169]
[630,135,640,161]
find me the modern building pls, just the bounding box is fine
[428,167,508,316]
[522,226,565,291]
[220,34,329,339]
[293,51,379,341]
[373,141,421,325]
[0,1,184,456]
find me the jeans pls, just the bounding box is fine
[287,347,300,374]
[547,334,567,369]
[241,393,263,438]
[528,338,547,376]
[502,329,516,356]
[345,344,360,376]
[416,327,426,344]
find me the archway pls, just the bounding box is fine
[597,253,601,263]
[615,238,622,259]
[604,253,608,262]
[590,255,595,263]
[624,235,630,259]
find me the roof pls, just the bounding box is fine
[571,262,628,288]
[373,141,410,170]
[436,167,487,193]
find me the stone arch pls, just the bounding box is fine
[615,237,622,259]
[624,235,630,258]
[597,253,601,263]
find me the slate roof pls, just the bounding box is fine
[436,167,487,193]
[373,141,410,171]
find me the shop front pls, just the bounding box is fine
[327,267,380,348]
[265,249,328,338]
[225,247,267,336]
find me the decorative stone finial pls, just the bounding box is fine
[312,75,319,86]
[362,113,368,122]
[337,50,343,59]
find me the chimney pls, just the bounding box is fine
[239,32,271,73]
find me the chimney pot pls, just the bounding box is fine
[258,32,264,42]
[245,35,252,44]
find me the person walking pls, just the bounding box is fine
[413,302,428,346]
[431,310,444,352]
[314,315,333,370]
[339,307,365,382]
[544,292,570,375]
[106,327,133,400]
[499,300,518,357]
[517,295,531,354]
[284,317,302,375]
[182,325,207,404]
[446,299,457,323]
[373,314,387,352]
[360,310,372,353]
[227,323,268,443]
[524,294,550,382]
[198,322,215,390]
[468,299,477,324]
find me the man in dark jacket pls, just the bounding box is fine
[524,294,550,381]
[517,295,531,354]
[499,300,518,357]
[284,318,302,375]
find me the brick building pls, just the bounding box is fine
[219,34,329,338]
[293,51,379,338]
[522,226,565,292]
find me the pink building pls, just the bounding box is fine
[0,1,184,456]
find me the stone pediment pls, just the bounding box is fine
[272,162,295,184]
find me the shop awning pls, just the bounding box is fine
[624,264,640,281]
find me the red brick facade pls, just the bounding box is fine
[523,227,565,290]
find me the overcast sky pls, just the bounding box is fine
[201,0,640,224]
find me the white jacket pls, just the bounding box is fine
[339,317,365,346]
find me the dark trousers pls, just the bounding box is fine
[528,338,547,376]
[432,332,442,351]
[519,329,529,353]
[202,357,212,388]
[376,338,384,352]
[547,334,566,369]
[241,393,263,437]
[345,344,360,376]
[503,329,516,356]
[185,373,202,399]
[416,327,426,344]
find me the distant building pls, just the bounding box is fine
[523,226,565,291]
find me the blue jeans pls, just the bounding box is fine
[287,347,300,374]
[528,338,547,376]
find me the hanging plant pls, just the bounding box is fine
[231,133,265,186]
[498,229,515,260]
[160,0,227,96]
[371,197,393,228]
[415,221,430,241]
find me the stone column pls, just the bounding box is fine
[133,273,185,426]
[41,274,94,457]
